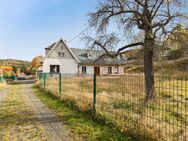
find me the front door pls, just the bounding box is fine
[94,67,100,75]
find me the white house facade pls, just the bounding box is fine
[43,38,125,75]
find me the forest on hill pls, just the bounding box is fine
[0,59,31,66]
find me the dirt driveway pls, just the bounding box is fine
[0,83,73,141]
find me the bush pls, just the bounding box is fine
[167,49,183,60]
[25,71,31,75]
[31,68,37,74]
[0,76,4,82]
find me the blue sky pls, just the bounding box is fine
[0,0,187,61]
[0,0,98,61]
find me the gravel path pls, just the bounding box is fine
[23,84,73,141]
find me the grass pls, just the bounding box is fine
[40,74,188,141]
[0,82,7,90]
[0,85,46,141]
[32,85,133,141]
[125,57,188,76]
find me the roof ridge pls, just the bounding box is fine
[70,47,88,50]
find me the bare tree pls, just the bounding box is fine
[86,0,187,100]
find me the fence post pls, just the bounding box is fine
[44,73,46,90]
[39,73,41,81]
[93,74,97,115]
[59,73,62,97]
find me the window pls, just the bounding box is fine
[87,51,92,59]
[50,65,60,73]
[58,52,64,57]
[108,67,112,74]
[115,67,119,74]
[82,66,86,74]
[88,54,92,58]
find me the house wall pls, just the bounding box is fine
[100,66,108,75]
[43,58,78,74]
[79,65,124,75]
[100,66,124,75]
[48,41,73,59]
[79,66,94,75]
[43,39,125,75]
[86,66,94,74]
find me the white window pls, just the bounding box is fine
[82,66,86,74]
[108,67,112,74]
[58,52,64,57]
[115,67,119,74]
[87,52,92,59]
[88,54,92,58]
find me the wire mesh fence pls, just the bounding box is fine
[38,73,188,141]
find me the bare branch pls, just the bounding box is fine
[151,0,164,20]
[93,41,144,61]
[135,0,144,7]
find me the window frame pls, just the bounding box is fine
[58,52,64,57]
[50,65,60,73]
[108,67,112,74]
[115,66,119,74]
[82,66,87,74]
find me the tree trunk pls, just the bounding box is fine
[144,30,155,101]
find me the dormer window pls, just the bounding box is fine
[58,52,64,57]
[87,51,92,59]
[88,54,92,58]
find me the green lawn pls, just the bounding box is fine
[32,85,134,141]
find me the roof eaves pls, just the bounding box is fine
[45,39,61,57]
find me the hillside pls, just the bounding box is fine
[125,57,188,76]
[0,59,31,66]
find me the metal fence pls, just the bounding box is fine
[38,73,188,141]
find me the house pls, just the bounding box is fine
[43,38,125,75]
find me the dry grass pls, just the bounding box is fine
[0,85,46,141]
[42,74,188,141]
[125,57,188,76]
[0,82,7,90]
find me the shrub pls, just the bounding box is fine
[167,49,183,60]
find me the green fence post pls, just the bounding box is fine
[93,74,97,115]
[59,73,62,97]
[44,73,46,90]
[38,73,41,88]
